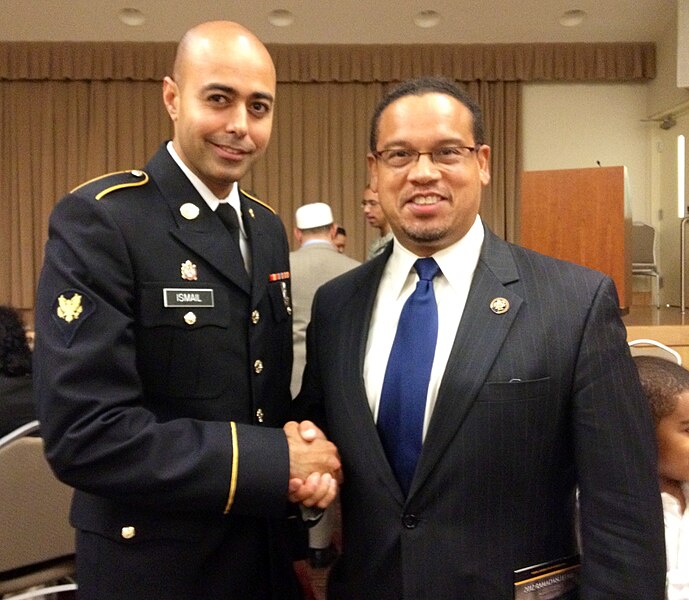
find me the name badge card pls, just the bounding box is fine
[163,288,215,308]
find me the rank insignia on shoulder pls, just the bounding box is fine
[57,293,83,322]
[51,290,95,347]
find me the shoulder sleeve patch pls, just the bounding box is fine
[70,170,149,201]
[51,290,96,347]
[241,189,276,214]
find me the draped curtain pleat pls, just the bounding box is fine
[0,42,654,312]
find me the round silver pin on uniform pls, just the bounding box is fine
[490,297,509,314]
[180,203,200,220]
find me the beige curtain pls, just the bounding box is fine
[0,42,655,313]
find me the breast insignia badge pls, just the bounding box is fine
[180,260,198,281]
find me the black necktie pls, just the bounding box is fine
[216,202,241,250]
[377,257,440,495]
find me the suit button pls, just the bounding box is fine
[402,514,419,529]
[253,359,264,374]
[256,408,265,423]
[121,526,136,539]
[251,310,260,325]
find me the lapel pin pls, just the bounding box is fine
[180,260,198,281]
[248,208,255,219]
[490,297,510,314]
[180,203,200,220]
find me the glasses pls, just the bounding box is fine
[361,199,380,208]
[373,145,482,169]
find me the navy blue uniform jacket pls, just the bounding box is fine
[34,145,299,598]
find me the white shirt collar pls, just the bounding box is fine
[385,215,484,299]
[166,141,241,212]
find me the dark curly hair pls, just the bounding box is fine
[633,355,689,424]
[0,306,32,376]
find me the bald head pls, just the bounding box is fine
[162,21,276,197]
[173,21,275,87]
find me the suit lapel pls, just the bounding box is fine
[147,147,250,294]
[409,229,524,497]
[336,249,408,503]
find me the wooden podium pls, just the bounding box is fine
[520,166,632,311]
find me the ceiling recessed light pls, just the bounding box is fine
[414,10,441,29]
[118,8,145,27]
[268,9,295,27]
[559,9,587,27]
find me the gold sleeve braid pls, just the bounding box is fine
[224,421,239,514]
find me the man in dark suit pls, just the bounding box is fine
[33,21,339,600]
[295,77,666,599]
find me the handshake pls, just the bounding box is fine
[283,420,342,510]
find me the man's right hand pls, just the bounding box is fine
[284,421,342,508]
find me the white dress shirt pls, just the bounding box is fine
[166,142,250,273]
[364,215,484,438]
[662,482,689,600]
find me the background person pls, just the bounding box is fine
[362,185,392,260]
[34,21,339,600]
[295,76,665,599]
[634,355,689,600]
[290,202,359,569]
[333,225,348,254]
[0,305,35,437]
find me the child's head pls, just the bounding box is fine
[634,356,689,487]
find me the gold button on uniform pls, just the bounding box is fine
[121,526,136,539]
[251,310,260,325]
[184,311,197,325]
[256,408,264,423]
[253,359,264,374]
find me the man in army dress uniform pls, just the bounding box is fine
[33,21,339,600]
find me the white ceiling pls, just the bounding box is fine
[0,0,677,44]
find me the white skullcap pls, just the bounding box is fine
[295,202,334,229]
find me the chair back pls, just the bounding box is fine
[628,339,682,365]
[0,421,75,591]
[631,222,657,268]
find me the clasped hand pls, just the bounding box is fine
[284,420,342,509]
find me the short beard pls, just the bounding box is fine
[401,223,448,244]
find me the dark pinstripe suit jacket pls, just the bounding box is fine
[296,226,666,600]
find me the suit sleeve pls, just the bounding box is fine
[34,194,290,517]
[290,289,327,428]
[572,277,666,599]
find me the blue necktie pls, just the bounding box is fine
[377,257,440,495]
